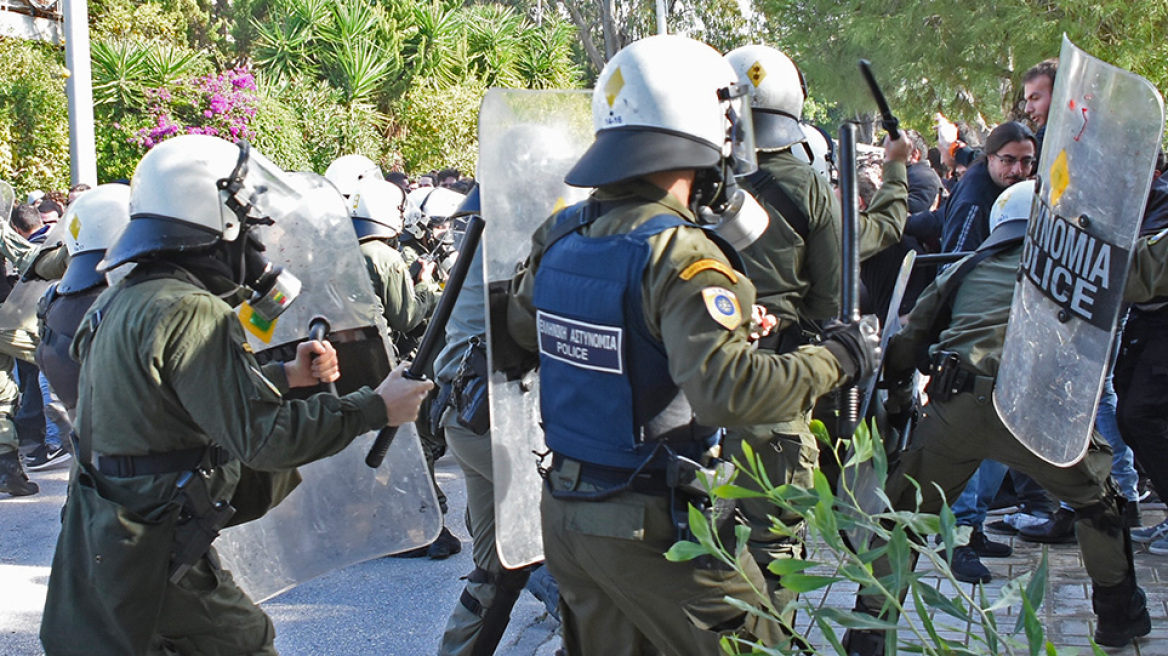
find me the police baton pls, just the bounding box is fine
[838,121,863,438]
[307,316,337,396]
[859,59,900,140]
[365,215,486,469]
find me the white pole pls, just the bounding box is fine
[656,0,667,34]
[63,0,97,186]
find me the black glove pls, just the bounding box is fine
[822,315,881,383]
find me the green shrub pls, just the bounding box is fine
[0,38,70,195]
[390,77,485,174]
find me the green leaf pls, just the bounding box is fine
[815,607,900,631]
[710,484,767,499]
[1024,551,1049,618]
[1020,593,1046,656]
[766,558,817,577]
[664,540,709,563]
[916,581,973,622]
[778,573,842,593]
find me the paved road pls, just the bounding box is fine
[0,454,561,656]
[5,449,1168,655]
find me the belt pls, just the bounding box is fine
[96,445,231,478]
[926,366,995,404]
[550,453,671,496]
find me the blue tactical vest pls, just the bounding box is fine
[533,203,739,471]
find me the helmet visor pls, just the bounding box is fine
[723,82,758,177]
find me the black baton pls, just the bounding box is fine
[838,122,862,438]
[365,215,486,468]
[307,316,337,396]
[859,59,900,140]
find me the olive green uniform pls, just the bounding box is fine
[1126,229,1168,302]
[360,238,448,511]
[0,226,34,457]
[508,181,850,655]
[856,242,1129,621]
[361,239,439,335]
[41,267,389,656]
[728,154,907,615]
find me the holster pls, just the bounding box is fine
[170,471,236,584]
[666,452,740,572]
[926,351,963,402]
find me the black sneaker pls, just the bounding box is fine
[969,528,1012,558]
[25,444,73,472]
[949,546,991,584]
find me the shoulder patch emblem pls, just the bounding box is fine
[680,258,737,284]
[701,287,742,330]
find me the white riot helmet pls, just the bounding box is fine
[105,135,304,321]
[565,35,756,188]
[404,186,465,241]
[350,178,406,241]
[989,179,1037,234]
[792,123,836,182]
[324,154,383,198]
[59,183,130,294]
[725,45,807,151]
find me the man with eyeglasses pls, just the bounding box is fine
[940,121,1037,254]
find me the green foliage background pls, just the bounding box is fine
[5,0,1168,193]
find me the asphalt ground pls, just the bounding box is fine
[0,454,561,656]
[5,450,1168,654]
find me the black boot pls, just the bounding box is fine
[1092,575,1151,647]
[0,451,38,497]
[426,526,463,559]
[1018,507,1076,543]
[841,629,885,656]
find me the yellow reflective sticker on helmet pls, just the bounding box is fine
[747,61,767,87]
[680,259,738,284]
[69,215,81,241]
[701,287,742,331]
[1049,149,1070,207]
[605,68,625,108]
[238,301,277,343]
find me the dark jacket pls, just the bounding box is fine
[906,162,942,214]
[940,160,1004,253]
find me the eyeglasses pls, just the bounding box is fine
[992,153,1036,168]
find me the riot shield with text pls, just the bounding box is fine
[216,172,441,602]
[481,89,592,568]
[995,37,1165,466]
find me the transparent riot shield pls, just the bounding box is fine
[995,37,1165,466]
[216,172,441,602]
[0,222,66,363]
[841,250,914,551]
[480,89,592,568]
[0,181,13,222]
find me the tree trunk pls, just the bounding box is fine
[558,0,606,72]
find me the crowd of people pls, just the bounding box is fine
[4,30,1168,656]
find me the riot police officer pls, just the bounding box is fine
[843,181,1151,653]
[40,135,433,655]
[506,35,880,655]
[36,183,131,413]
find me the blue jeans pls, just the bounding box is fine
[952,459,1008,528]
[39,373,69,450]
[1056,372,1137,508]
